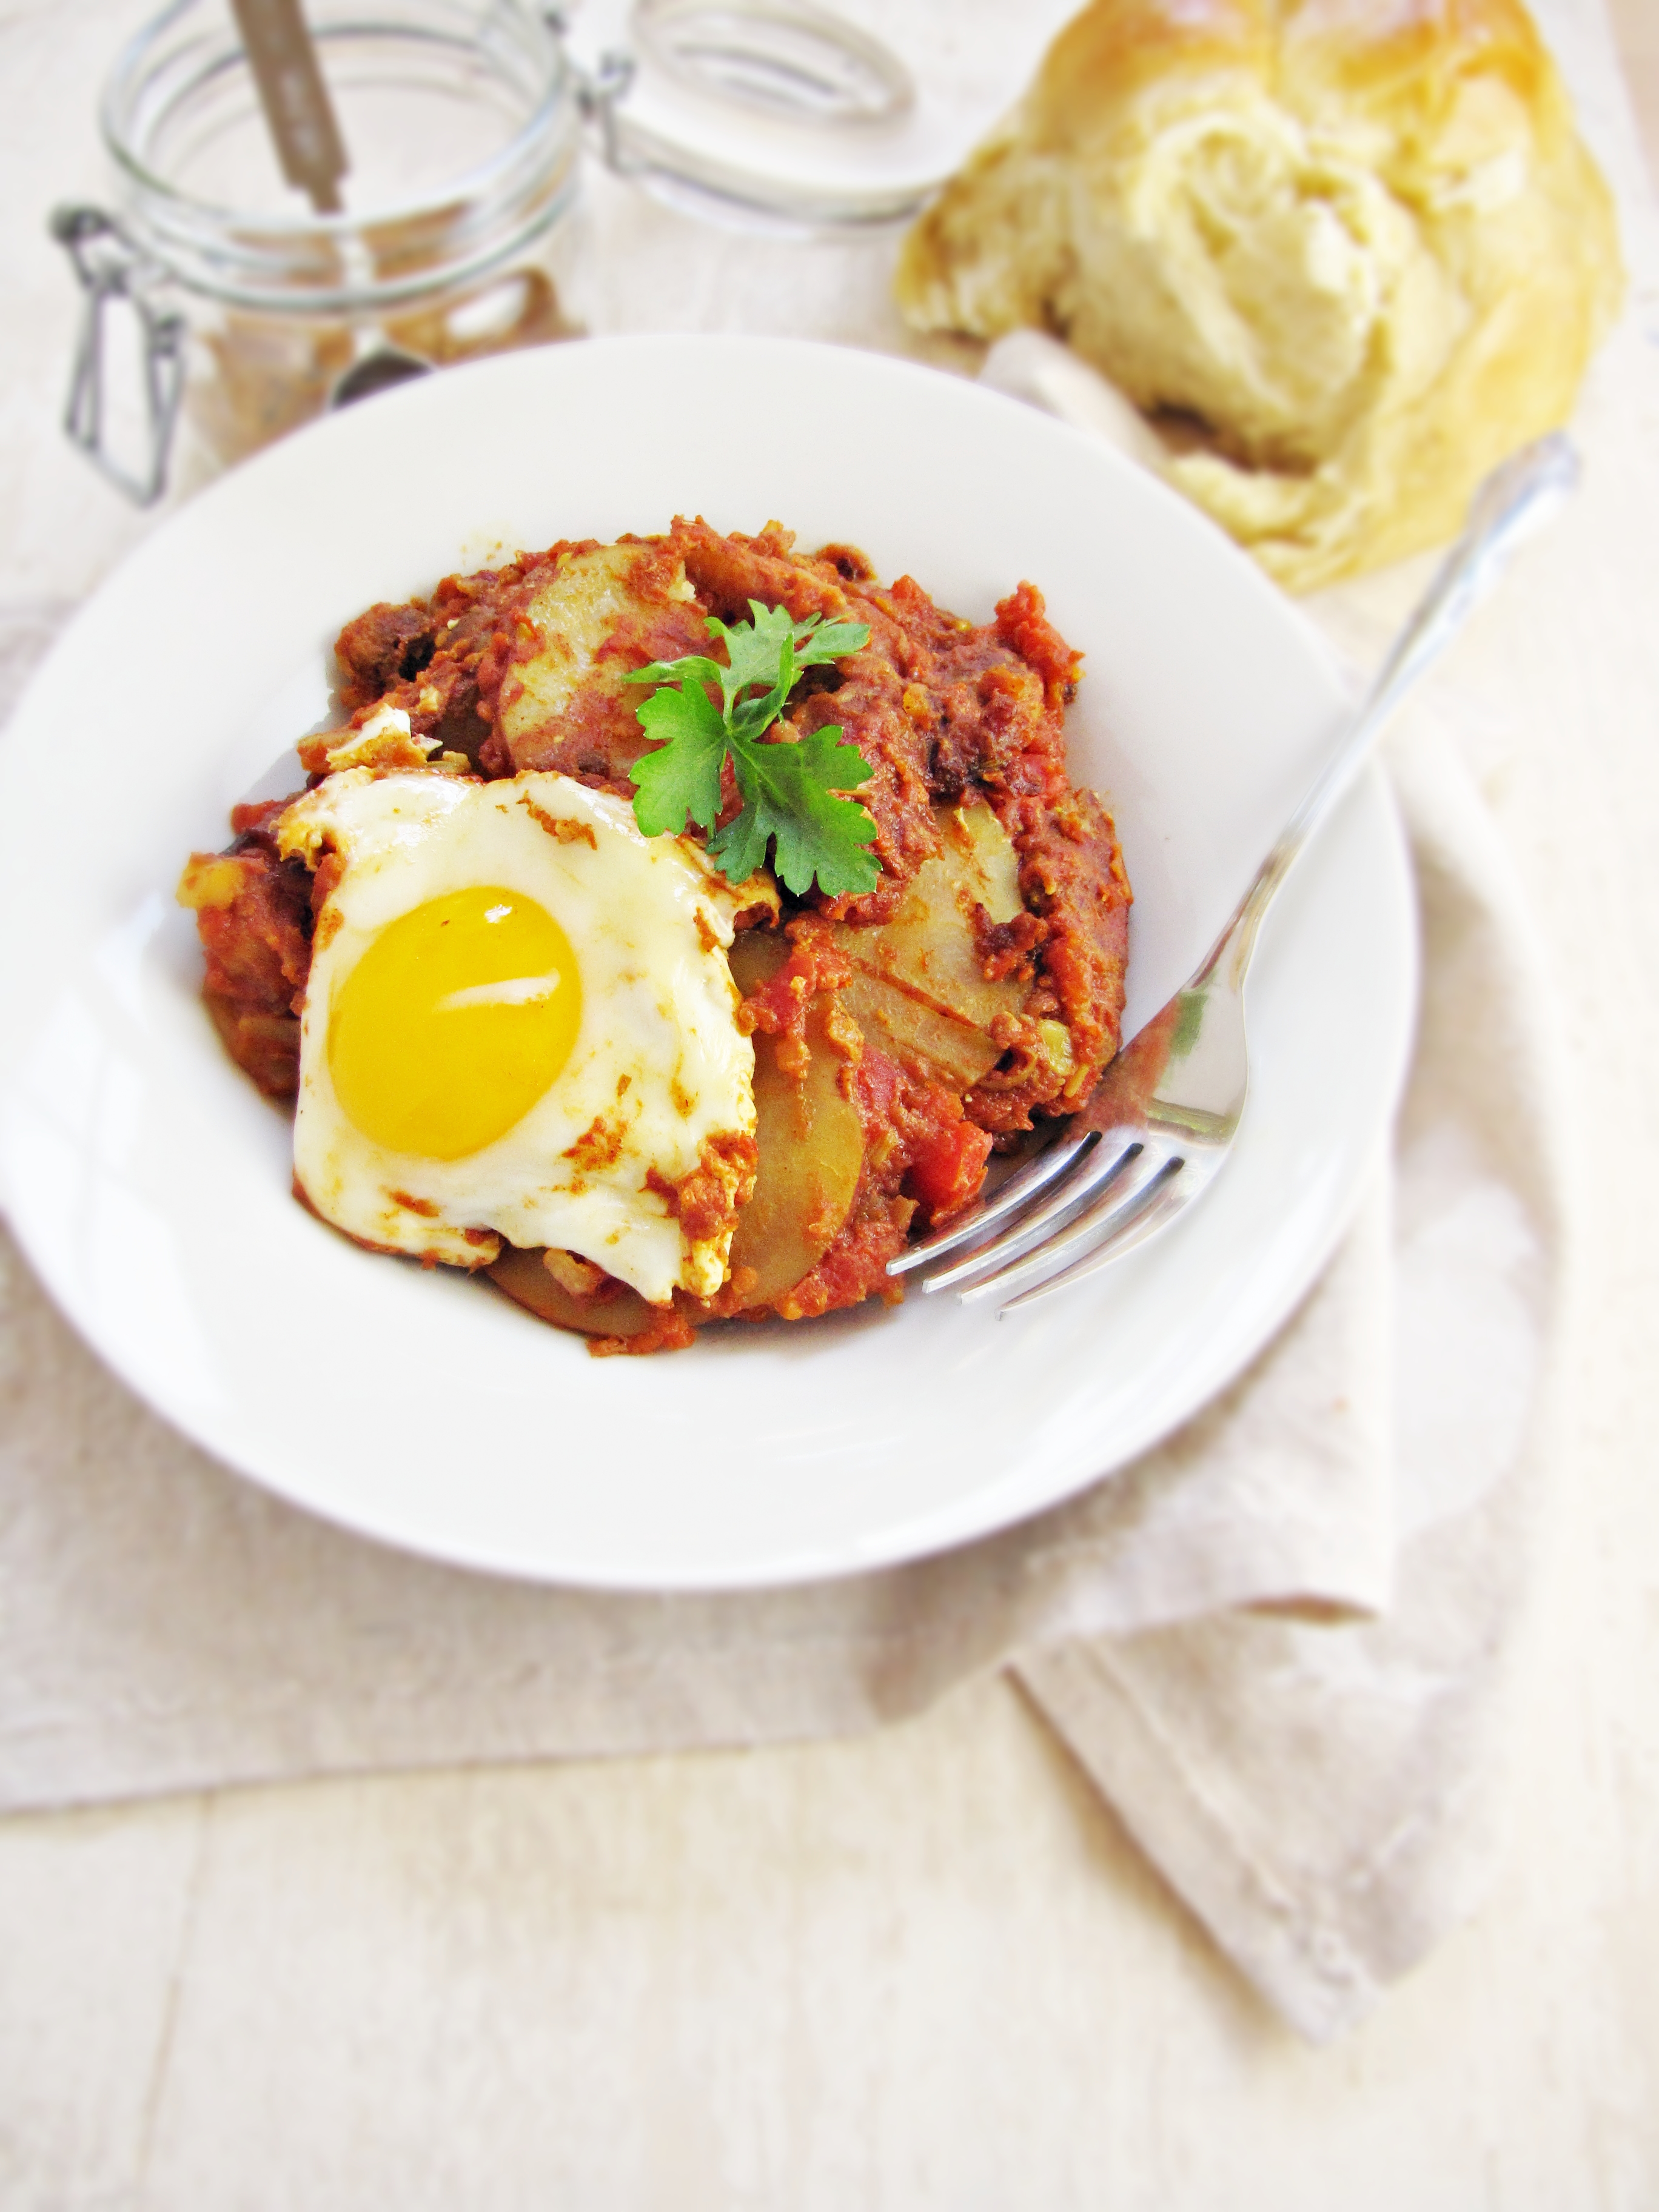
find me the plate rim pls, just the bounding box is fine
[0,333,1420,1590]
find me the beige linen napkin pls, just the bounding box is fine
[1019,711,1568,2034]
[0,575,1562,2040]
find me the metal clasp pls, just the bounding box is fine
[578,49,642,176]
[541,10,640,179]
[51,206,187,508]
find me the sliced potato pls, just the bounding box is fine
[943,798,1023,925]
[830,800,1030,1084]
[498,543,697,749]
[836,971,999,1089]
[485,1243,660,1338]
[727,931,865,1307]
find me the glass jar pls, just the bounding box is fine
[56,0,583,503]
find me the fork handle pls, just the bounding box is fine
[1200,432,1581,984]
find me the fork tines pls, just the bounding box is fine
[887,1125,1186,1313]
[988,1148,1187,1313]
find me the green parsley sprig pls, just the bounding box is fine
[625,600,878,897]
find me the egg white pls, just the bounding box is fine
[276,769,756,1302]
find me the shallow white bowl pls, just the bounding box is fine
[0,335,1416,1588]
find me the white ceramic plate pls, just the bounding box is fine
[0,337,1416,1589]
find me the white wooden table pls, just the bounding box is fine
[2,4,1658,2203]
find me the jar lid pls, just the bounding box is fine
[562,0,1084,230]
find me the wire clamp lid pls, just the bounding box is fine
[50,206,186,509]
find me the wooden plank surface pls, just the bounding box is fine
[1,2,1657,2205]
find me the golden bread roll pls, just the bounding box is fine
[896,0,1623,589]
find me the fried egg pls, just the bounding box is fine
[275,769,759,1303]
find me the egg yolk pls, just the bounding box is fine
[329,886,582,1160]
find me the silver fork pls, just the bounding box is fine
[888,432,1581,1317]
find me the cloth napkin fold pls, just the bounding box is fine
[1021,709,1567,2034]
[0,566,1564,2037]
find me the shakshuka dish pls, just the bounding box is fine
[178,519,1132,1354]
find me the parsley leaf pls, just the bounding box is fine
[712,723,881,896]
[625,602,877,896]
[629,679,728,839]
[709,603,797,711]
